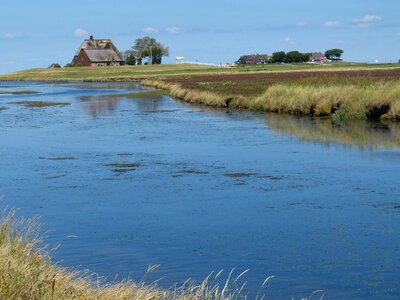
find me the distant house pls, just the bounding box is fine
[309,52,329,63]
[236,54,271,65]
[72,36,123,67]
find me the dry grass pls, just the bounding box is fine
[0,209,282,300]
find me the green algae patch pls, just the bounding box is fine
[9,101,70,108]
[105,163,143,168]
[224,172,258,178]
[178,169,209,175]
[48,157,74,161]
[0,90,38,95]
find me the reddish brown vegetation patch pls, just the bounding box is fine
[163,69,400,96]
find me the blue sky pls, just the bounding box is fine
[1,0,399,73]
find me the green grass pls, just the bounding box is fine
[1,62,398,82]
[0,209,275,299]
[9,101,70,108]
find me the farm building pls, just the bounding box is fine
[236,54,271,65]
[309,52,329,62]
[72,36,123,67]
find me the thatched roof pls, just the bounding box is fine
[73,36,122,63]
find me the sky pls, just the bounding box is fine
[0,0,399,73]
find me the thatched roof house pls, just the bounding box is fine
[72,36,122,67]
[236,54,271,65]
[309,52,328,62]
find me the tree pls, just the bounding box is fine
[132,36,169,65]
[269,51,286,63]
[325,49,344,60]
[123,50,136,65]
[284,51,309,63]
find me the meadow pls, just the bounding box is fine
[141,67,400,121]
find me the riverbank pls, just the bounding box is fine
[0,209,259,300]
[142,68,400,121]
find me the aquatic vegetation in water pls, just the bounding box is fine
[176,169,209,175]
[0,107,7,111]
[224,172,258,178]
[0,90,38,95]
[48,157,74,161]
[9,101,70,108]
[105,163,143,168]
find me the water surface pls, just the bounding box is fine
[1,82,399,299]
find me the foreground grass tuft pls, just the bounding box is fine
[0,209,279,299]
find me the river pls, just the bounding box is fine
[0,82,399,299]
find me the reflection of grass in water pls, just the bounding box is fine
[117,153,134,156]
[178,169,209,175]
[0,90,38,95]
[224,172,258,178]
[105,163,143,168]
[112,168,136,173]
[144,109,180,113]
[261,175,284,180]
[48,157,74,161]
[106,90,169,99]
[9,101,70,107]
[266,114,400,149]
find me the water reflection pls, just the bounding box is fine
[265,114,400,150]
[178,102,400,150]
[79,95,121,117]
[79,94,167,117]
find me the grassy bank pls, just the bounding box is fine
[0,209,272,300]
[142,68,400,121]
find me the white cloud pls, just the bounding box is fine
[353,15,382,27]
[4,33,14,39]
[74,28,88,37]
[296,21,308,27]
[284,37,295,43]
[165,27,180,34]
[324,21,342,28]
[143,27,158,34]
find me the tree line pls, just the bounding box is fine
[266,49,344,64]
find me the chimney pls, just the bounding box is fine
[89,35,94,40]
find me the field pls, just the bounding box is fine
[142,67,400,121]
[0,62,399,82]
